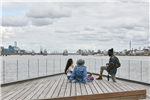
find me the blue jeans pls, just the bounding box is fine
[67,76,71,79]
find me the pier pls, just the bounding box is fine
[1,73,149,100]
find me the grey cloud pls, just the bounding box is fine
[31,18,55,26]
[2,12,29,26]
[84,26,95,31]
[55,29,69,33]
[2,2,149,52]
[26,3,72,18]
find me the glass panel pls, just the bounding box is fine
[89,58,95,73]
[60,58,66,73]
[118,60,128,79]
[39,59,46,76]
[95,58,101,74]
[18,60,28,80]
[82,58,89,72]
[47,58,54,75]
[29,59,38,78]
[54,58,61,74]
[142,61,149,83]
[130,60,140,82]
[5,60,17,82]
[1,60,4,83]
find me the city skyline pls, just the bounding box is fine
[1,1,149,53]
[1,42,149,54]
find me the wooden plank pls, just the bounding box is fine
[98,80,114,93]
[89,82,98,94]
[71,82,76,96]
[3,88,25,100]
[94,80,109,93]
[1,80,32,96]
[45,75,62,98]
[113,79,133,91]
[64,81,71,97]
[1,80,33,99]
[92,75,109,93]
[1,81,27,92]
[24,78,47,100]
[10,79,39,100]
[92,80,103,94]
[119,80,145,90]
[58,76,67,97]
[31,77,53,99]
[16,78,43,100]
[52,75,66,98]
[103,77,123,92]
[101,79,118,92]
[80,83,87,95]
[116,80,137,91]
[113,82,128,92]
[37,90,146,100]
[95,94,146,100]
[84,83,93,95]
[76,90,146,100]
[76,83,81,96]
[38,76,58,99]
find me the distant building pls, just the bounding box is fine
[1,45,18,53]
[1,41,28,54]
[136,50,144,56]
[82,50,88,56]
[0,46,4,52]
[76,49,82,55]
[88,50,92,55]
[63,49,68,56]
[97,49,101,54]
[143,49,149,55]
[20,50,27,53]
[134,49,138,52]
[103,50,108,55]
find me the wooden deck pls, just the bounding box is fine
[0,74,149,100]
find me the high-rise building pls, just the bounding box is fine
[98,49,101,54]
[14,41,17,47]
[76,49,82,55]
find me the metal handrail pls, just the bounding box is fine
[1,58,150,84]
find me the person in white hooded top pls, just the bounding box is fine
[65,58,74,79]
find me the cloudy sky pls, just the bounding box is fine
[1,1,149,53]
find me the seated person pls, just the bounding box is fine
[66,59,94,85]
[65,58,74,79]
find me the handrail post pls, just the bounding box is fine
[89,58,90,71]
[46,59,47,75]
[38,59,39,76]
[3,61,5,83]
[60,58,61,72]
[140,61,142,81]
[28,59,29,78]
[95,58,96,73]
[53,58,55,74]
[17,60,18,80]
[128,60,130,79]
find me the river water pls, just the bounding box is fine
[0,55,150,84]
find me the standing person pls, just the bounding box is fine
[66,59,93,85]
[96,48,117,82]
[65,58,74,80]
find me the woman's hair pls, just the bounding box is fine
[65,58,73,74]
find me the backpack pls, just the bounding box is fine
[114,56,121,68]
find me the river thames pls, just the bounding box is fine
[1,55,150,84]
